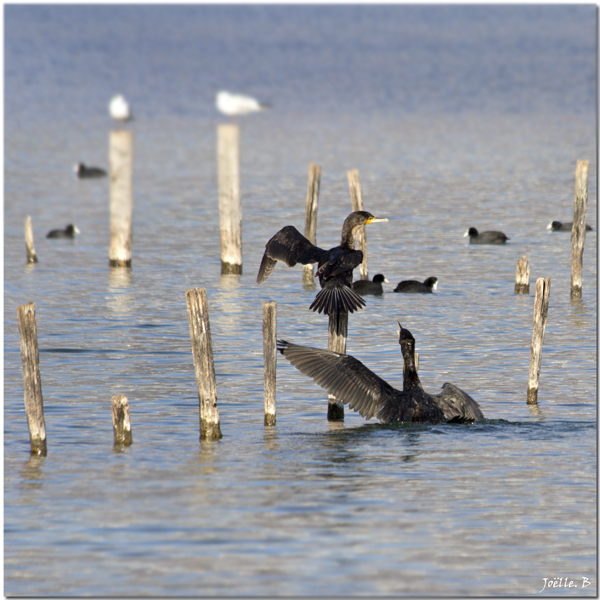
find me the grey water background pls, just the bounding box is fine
[4,4,597,596]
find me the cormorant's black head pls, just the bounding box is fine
[397,322,416,350]
[341,211,388,247]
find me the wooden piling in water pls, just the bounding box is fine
[111,394,133,446]
[514,255,530,294]
[570,160,589,299]
[185,287,223,440]
[17,302,47,455]
[327,312,348,420]
[262,301,277,426]
[347,169,368,280]
[527,277,551,404]
[24,215,38,264]
[109,130,134,268]
[217,124,242,275]
[303,163,321,285]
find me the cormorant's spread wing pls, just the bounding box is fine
[435,382,484,422]
[257,226,327,284]
[277,340,397,419]
[316,248,363,280]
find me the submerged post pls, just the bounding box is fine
[262,301,277,426]
[527,277,551,404]
[24,215,38,264]
[514,255,530,294]
[111,394,133,446]
[570,160,589,299]
[185,287,223,440]
[303,163,321,284]
[327,312,348,420]
[217,124,242,274]
[17,302,47,455]
[109,129,134,267]
[347,169,368,280]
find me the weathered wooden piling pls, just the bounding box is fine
[327,312,348,420]
[262,301,277,426]
[570,160,589,299]
[514,255,530,294]
[527,277,551,404]
[111,394,133,446]
[303,163,321,285]
[347,169,368,280]
[217,124,242,275]
[24,215,38,264]
[185,287,223,440]
[17,302,47,455]
[109,129,134,267]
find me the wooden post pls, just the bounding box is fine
[185,288,223,440]
[111,394,133,446]
[527,277,551,404]
[262,301,277,426]
[109,130,134,267]
[303,163,321,285]
[514,255,530,294]
[17,302,47,455]
[217,124,242,275]
[24,215,38,264]
[327,312,348,420]
[570,160,589,299]
[347,169,368,280]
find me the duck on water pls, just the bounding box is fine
[277,323,484,424]
[257,211,388,316]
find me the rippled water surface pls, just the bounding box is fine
[4,5,597,596]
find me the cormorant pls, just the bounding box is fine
[257,211,388,316]
[277,323,484,424]
[394,276,438,294]
[47,224,80,239]
[352,273,389,296]
[548,220,593,232]
[464,227,509,245]
[74,163,107,179]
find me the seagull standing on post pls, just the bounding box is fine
[216,90,270,123]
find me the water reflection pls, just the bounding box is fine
[19,455,46,492]
[106,267,133,315]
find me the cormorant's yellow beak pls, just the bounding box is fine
[366,216,388,224]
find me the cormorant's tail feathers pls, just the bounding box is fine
[309,286,366,316]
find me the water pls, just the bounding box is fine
[4,5,597,596]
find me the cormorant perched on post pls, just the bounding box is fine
[277,323,484,424]
[257,211,388,316]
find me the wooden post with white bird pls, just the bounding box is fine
[347,169,368,280]
[527,277,551,404]
[17,302,47,456]
[109,129,134,268]
[570,160,589,299]
[24,215,38,264]
[217,124,242,274]
[303,163,321,285]
[185,287,223,441]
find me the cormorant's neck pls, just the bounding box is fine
[402,347,421,390]
[340,224,360,250]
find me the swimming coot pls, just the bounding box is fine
[277,323,484,424]
[352,273,389,295]
[393,276,438,294]
[46,224,80,239]
[548,220,593,232]
[464,227,509,244]
[257,211,388,316]
[74,163,107,178]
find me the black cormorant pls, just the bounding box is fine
[548,220,592,232]
[394,276,438,294]
[277,323,484,424]
[352,273,389,295]
[257,211,388,315]
[46,224,80,239]
[74,163,107,178]
[464,227,509,245]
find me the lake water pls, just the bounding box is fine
[4,5,597,596]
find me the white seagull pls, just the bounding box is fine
[216,90,270,121]
[109,94,133,122]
